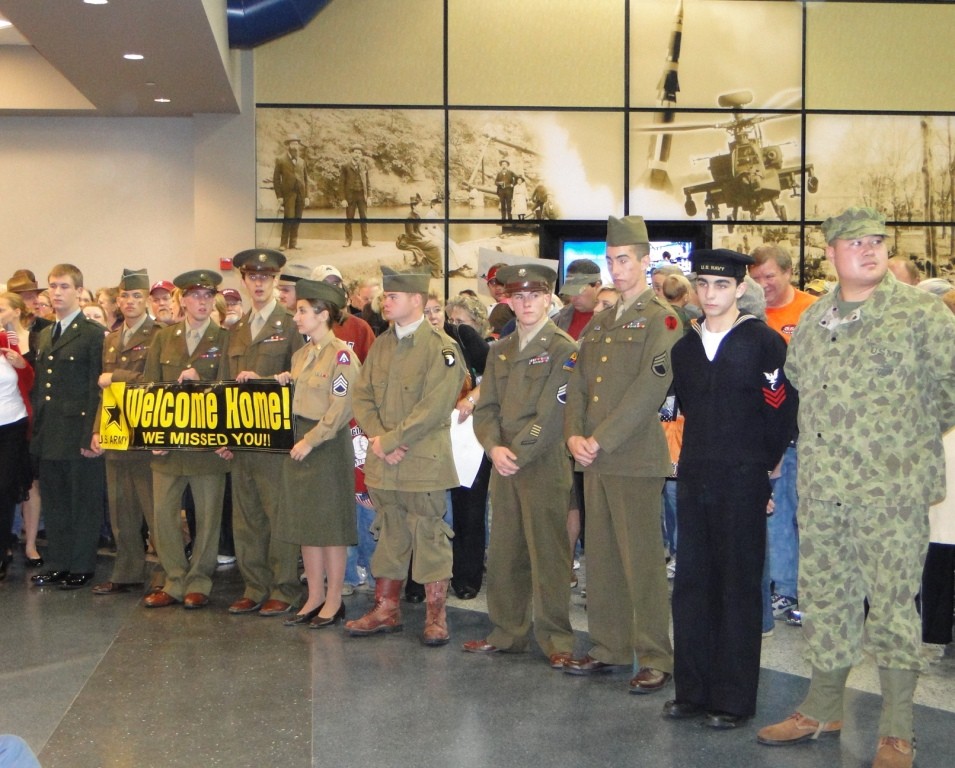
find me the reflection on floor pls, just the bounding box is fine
[1,555,953,768]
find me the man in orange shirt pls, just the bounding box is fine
[749,245,816,627]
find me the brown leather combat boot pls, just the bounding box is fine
[345,577,403,636]
[422,579,450,646]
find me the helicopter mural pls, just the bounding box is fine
[639,89,819,228]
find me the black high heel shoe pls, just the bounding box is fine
[25,555,44,568]
[283,603,323,627]
[309,602,345,629]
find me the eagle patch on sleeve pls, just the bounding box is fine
[441,347,457,367]
[762,368,787,408]
[651,352,669,377]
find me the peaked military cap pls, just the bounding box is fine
[381,266,429,294]
[118,268,150,291]
[233,249,285,274]
[498,263,557,295]
[295,279,346,309]
[691,249,754,280]
[173,270,222,293]
[821,207,887,244]
[606,215,649,247]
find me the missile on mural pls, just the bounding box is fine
[646,0,683,191]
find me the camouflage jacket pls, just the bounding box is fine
[787,273,955,505]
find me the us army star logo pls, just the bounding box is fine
[104,403,123,430]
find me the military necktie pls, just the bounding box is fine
[186,329,200,355]
[250,313,264,339]
[51,322,62,343]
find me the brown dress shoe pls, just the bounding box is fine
[462,639,499,654]
[872,737,914,768]
[228,597,263,614]
[756,712,842,745]
[144,591,179,608]
[259,599,293,616]
[184,592,209,609]
[548,652,573,670]
[92,581,143,595]
[563,655,622,675]
[629,667,672,694]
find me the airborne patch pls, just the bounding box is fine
[337,350,351,365]
[442,346,457,367]
[651,352,669,377]
[332,373,349,397]
[562,352,577,371]
[557,384,567,404]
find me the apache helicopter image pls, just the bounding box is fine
[641,89,819,228]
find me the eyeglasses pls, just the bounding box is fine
[244,273,274,284]
[423,307,444,315]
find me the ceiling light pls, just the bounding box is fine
[84,1,109,6]
[123,53,144,60]
[154,97,171,103]
[0,20,12,30]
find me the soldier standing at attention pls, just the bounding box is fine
[90,269,160,595]
[462,263,577,669]
[756,208,955,768]
[30,264,106,590]
[142,271,231,610]
[225,249,304,618]
[563,216,681,693]
[346,268,464,646]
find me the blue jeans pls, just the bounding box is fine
[661,479,678,557]
[766,444,799,598]
[344,499,378,586]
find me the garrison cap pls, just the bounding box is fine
[233,248,285,274]
[6,270,39,293]
[381,266,429,294]
[498,263,557,295]
[173,270,222,293]
[118,268,150,291]
[821,207,886,244]
[278,263,312,285]
[691,249,754,280]
[295,279,346,309]
[606,215,649,247]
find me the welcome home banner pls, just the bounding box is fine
[99,380,294,453]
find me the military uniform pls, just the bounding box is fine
[473,316,577,657]
[564,287,679,670]
[144,314,230,601]
[31,311,105,577]
[96,314,159,585]
[352,320,464,581]
[225,296,303,607]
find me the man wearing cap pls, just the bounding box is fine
[748,245,818,627]
[223,250,304,617]
[664,250,795,728]
[273,136,310,251]
[563,215,680,693]
[346,268,465,645]
[311,265,376,364]
[30,264,106,589]
[494,160,518,222]
[148,280,177,326]
[340,146,373,248]
[90,269,161,595]
[275,263,313,313]
[220,289,244,328]
[463,263,577,668]
[756,208,955,768]
[142,270,231,610]
[556,259,602,341]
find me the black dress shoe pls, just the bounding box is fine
[60,573,94,590]
[25,556,44,568]
[453,585,478,600]
[32,570,70,586]
[309,602,346,629]
[704,711,750,730]
[0,557,9,581]
[284,604,323,627]
[404,590,424,604]
[663,700,705,719]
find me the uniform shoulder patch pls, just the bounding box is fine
[562,351,577,371]
[557,383,567,404]
[665,315,678,330]
[332,373,349,397]
[651,351,669,377]
[337,350,351,365]
[441,346,457,367]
